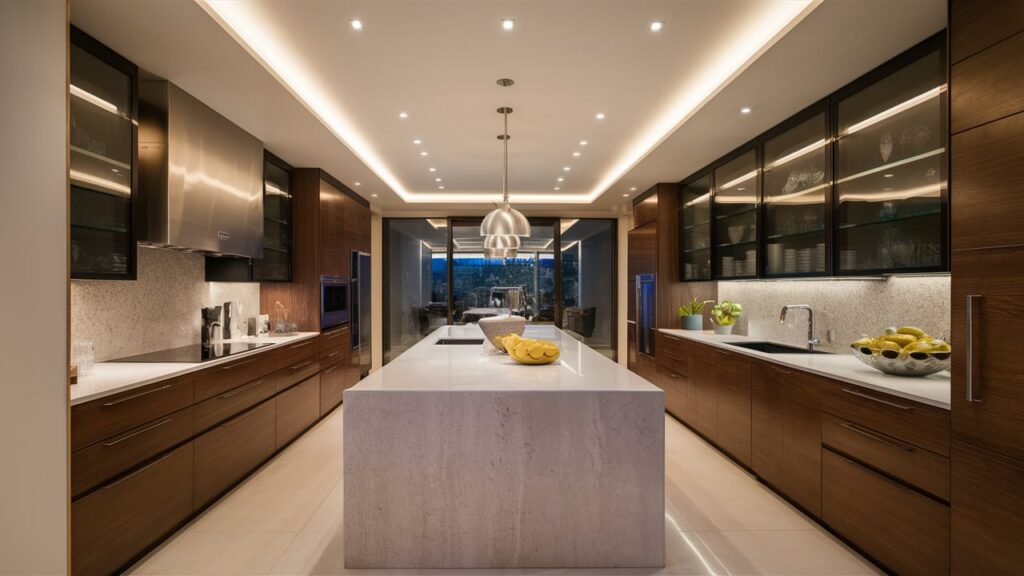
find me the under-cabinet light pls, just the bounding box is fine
[841,85,946,136]
[764,138,829,171]
[70,84,119,115]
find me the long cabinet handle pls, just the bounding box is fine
[966,294,982,403]
[219,406,260,429]
[289,360,313,371]
[221,358,258,371]
[102,384,173,407]
[841,387,913,411]
[103,418,173,447]
[839,421,914,452]
[217,378,264,400]
[325,350,341,359]
[287,340,312,350]
[104,451,175,490]
[770,365,795,376]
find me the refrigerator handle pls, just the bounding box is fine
[966,294,982,403]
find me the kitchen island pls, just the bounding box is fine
[343,324,664,569]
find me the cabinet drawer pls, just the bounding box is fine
[276,356,320,394]
[656,364,688,422]
[276,337,318,369]
[72,442,194,576]
[194,374,277,433]
[194,399,275,509]
[822,381,950,456]
[823,449,949,576]
[823,413,950,501]
[320,325,348,365]
[276,375,320,449]
[72,405,194,499]
[72,374,194,452]
[195,352,277,402]
[655,332,691,376]
[714,350,751,467]
[319,362,347,416]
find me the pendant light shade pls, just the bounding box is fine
[484,234,521,249]
[484,247,518,259]
[481,106,531,237]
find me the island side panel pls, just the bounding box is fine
[343,389,665,569]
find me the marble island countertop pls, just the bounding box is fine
[351,324,658,393]
[70,332,320,406]
[659,328,950,409]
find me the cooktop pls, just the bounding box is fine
[109,342,274,363]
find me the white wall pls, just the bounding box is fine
[0,1,69,573]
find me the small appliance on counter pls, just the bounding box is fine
[201,306,222,351]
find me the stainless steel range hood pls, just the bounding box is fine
[138,80,264,258]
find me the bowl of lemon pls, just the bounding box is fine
[850,326,950,377]
[494,333,560,366]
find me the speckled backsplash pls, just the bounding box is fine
[71,246,261,361]
[716,275,950,352]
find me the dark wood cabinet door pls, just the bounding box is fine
[627,223,656,281]
[951,113,1024,251]
[951,30,1024,134]
[633,193,658,227]
[951,0,1024,63]
[319,177,347,277]
[713,349,751,466]
[637,353,658,385]
[951,246,1024,462]
[72,442,194,576]
[751,362,822,517]
[656,364,689,423]
[690,357,718,442]
[276,375,320,449]
[951,440,1024,575]
[194,399,276,509]
[72,374,194,452]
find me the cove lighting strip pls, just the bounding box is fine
[198,0,818,204]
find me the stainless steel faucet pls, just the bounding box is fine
[780,305,820,351]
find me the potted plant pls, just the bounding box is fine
[678,298,706,330]
[710,301,742,335]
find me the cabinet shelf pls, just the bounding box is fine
[682,246,711,255]
[682,220,711,231]
[71,222,129,235]
[716,239,758,250]
[715,206,757,221]
[839,210,941,231]
[71,145,131,171]
[836,147,944,187]
[766,228,826,241]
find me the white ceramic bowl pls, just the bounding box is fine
[478,315,527,350]
[850,346,950,377]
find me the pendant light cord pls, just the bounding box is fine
[502,108,509,205]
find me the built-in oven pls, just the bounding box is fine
[321,275,350,329]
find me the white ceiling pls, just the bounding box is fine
[71,0,945,216]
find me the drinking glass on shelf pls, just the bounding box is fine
[72,341,95,376]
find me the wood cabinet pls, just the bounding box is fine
[194,399,276,509]
[194,352,278,403]
[951,29,1024,134]
[276,375,320,448]
[712,348,751,466]
[72,442,194,576]
[319,325,348,368]
[319,177,348,277]
[194,375,277,434]
[637,353,658,385]
[823,449,949,576]
[319,361,347,417]
[632,192,658,227]
[688,355,719,443]
[750,362,822,516]
[951,0,1024,63]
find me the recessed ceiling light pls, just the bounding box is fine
[428,167,436,172]
[579,140,588,146]
[554,187,561,191]
[572,151,581,157]
[435,178,442,182]
[740,107,752,114]
[438,185,445,190]
[650,21,664,32]
[413,139,421,145]
[354,182,361,186]
[557,177,564,182]
[623,193,630,197]
[595,112,606,120]
[371,193,378,197]
[563,166,571,171]
[630,187,637,191]
[501,18,515,31]
[737,187,746,191]
[883,173,893,178]
[399,111,408,119]
[350,19,363,30]
[420,151,428,156]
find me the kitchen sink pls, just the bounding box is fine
[435,338,484,345]
[725,341,830,354]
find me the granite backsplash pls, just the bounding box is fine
[71,246,261,362]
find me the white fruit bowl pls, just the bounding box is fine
[850,346,950,377]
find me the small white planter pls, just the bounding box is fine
[712,324,734,336]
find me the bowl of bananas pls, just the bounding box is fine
[850,326,950,377]
[494,333,560,366]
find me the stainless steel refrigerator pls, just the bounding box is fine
[350,251,371,378]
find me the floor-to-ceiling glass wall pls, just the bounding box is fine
[560,219,616,359]
[383,218,449,363]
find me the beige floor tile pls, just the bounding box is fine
[301,479,345,534]
[690,529,882,575]
[188,473,329,533]
[132,531,296,575]
[664,472,812,532]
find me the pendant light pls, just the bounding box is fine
[480,106,531,238]
[483,234,521,249]
[483,247,518,259]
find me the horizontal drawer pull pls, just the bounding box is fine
[714,349,731,357]
[102,418,173,447]
[287,340,312,350]
[102,384,173,407]
[322,365,337,376]
[770,365,795,376]
[104,451,174,489]
[324,350,341,359]
[221,358,258,371]
[841,387,913,411]
[840,421,915,452]
[217,379,264,400]
[289,360,314,371]
[219,406,259,429]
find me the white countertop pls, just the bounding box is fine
[350,324,659,393]
[70,332,320,406]
[659,329,950,409]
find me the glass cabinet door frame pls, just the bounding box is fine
[70,26,139,280]
[710,143,762,281]
[253,150,294,282]
[829,32,948,275]
[678,170,713,281]
[759,99,833,278]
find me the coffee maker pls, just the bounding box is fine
[201,306,222,352]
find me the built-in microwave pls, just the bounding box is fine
[320,275,350,329]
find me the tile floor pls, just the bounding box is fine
[129,408,880,575]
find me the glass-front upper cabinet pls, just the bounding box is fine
[835,45,947,273]
[763,110,831,276]
[713,149,759,279]
[70,28,138,279]
[253,153,293,282]
[679,173,712,281]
